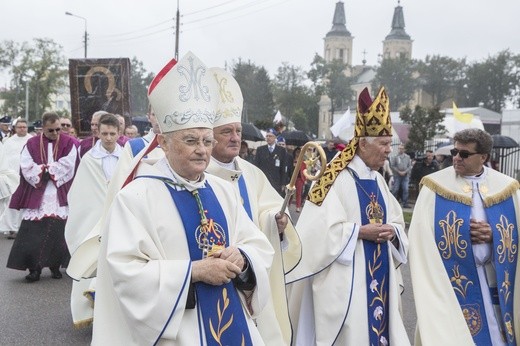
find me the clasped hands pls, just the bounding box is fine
[359,223,395,244]
[470,219,493,244]
[191,246,245,286]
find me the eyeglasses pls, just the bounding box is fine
[177,137,215,148]
[46,127,61,133]
[61,123,72,128]
[450,148,480,159]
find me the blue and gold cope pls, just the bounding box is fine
[163,179,253,346]
[351,170,391,346]
[435,195,518,345]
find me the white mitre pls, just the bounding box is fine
[209,67,244,128]
[147,51,218,133]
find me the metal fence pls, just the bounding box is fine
[392,140,520,180]
[496,148,520,179]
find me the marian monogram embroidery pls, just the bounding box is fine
[438,210,468,259]
[178,55,210,102]
[496,214,518,264]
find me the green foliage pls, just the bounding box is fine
[272,62,319,133]
[417,55,465,107]
[0,38,67,121]
[462,50,520,112]
[308,54,354,125]
[232,59,274,123]
[372,56,416,111]
[400,105,445,152]
[129,56,154,115]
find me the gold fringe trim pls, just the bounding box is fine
[420,177,473,206]
[483,180,520,208]
[73,318,93,329]
[421,176,520,208]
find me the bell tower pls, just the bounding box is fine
[382,0,413,60]
[323,1,353,68]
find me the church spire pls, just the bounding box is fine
[326,1,351,37]
[385,1,410,40]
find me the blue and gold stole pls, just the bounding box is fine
[435,195,518,345]
[237,175,253,220]
[165,181,253,346]
[351,171,390,346]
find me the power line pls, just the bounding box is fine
[95,25,175,43]
[96,18,175,38]
[183,0,243,16]
[183,0,294,31]
[183,0,274,26]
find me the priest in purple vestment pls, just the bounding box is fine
[7,112,78,282]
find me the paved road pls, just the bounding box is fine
[0,205,417,345]
[0,236,91,345]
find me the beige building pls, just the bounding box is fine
[318,1,413,138]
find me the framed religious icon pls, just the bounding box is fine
[69,58,131,138]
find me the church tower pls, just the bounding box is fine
[382,1,413,59]
[323,1,353,68]
[318,1,353,138]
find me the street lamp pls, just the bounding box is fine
[65,11,88,58]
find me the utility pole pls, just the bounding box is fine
[175,0,180,60]
[65,12,88,58]
[25,80,29,121]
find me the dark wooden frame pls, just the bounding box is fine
[69,58,131,137]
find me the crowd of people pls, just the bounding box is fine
[0,51,518,346]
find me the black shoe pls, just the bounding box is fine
[50,267,62,279]
[25,270,40,282]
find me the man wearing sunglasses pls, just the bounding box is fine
[6,112,78,282]
[409,128,520,345]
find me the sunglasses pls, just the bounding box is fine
[46,127,61,133]
[61,123,72,128]
[450,148,480,159]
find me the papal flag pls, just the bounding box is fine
[452,101,474,132]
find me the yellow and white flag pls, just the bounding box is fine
[452,101,474,132]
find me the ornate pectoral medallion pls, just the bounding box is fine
[366,192,384,224]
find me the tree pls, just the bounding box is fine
[400,105,445,152]
[272,62,319,133]
[232,59,274,123]
[417,55,465,107]
[0,38,67,121]
[372,56,416,111]
[129,56,154,115]
[462,50,520,112]
[308,54,354,126]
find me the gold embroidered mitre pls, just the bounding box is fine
[308,87,392,206]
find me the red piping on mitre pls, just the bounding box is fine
[148,59,177,95]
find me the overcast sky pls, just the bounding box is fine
[1,0,519,86]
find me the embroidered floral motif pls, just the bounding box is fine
[209,288,242,346]
[496,214,518,264]
[438,210,468,259]
[368,245,388,342]
[450,265,473,298]
[500,270,512,304]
